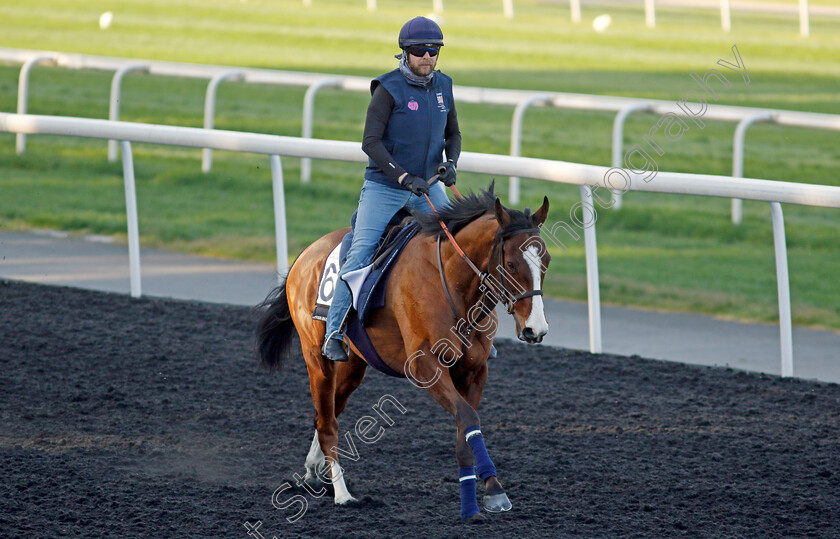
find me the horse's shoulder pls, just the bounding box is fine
[398,233,437,268]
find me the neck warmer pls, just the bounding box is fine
[397,53,434,87]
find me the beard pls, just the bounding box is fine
[408,59,435,77]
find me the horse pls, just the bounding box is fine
[256,183,550,520]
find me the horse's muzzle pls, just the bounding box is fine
[519,326,545,344]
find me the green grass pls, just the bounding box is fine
[0,0,839,330]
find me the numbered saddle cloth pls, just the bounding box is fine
[312,220,420,378]
[313,221,419,323]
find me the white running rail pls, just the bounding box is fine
[3,112,839,378]
[3,48,839,223]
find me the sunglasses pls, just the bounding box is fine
[406,44,440,57]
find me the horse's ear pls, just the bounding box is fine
[533,196,549,227]
[494,197,511,228]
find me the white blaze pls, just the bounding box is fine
[523,245,549,336]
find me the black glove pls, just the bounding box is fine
[437,160,457,187]
[401,174,430,196]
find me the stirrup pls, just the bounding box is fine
[322,333,349,362]
[489,343,498,359]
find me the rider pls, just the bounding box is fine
[322,16,460,361]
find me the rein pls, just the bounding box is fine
[423,180,543,335]
[422,177,483,276]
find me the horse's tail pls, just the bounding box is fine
[255,272,299,372]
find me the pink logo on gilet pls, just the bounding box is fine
[408,101,419,111]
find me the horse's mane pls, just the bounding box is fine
[413,181,536,237]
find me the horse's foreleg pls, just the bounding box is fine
[453,422,481,520]
[454,363,511,515]
[408,343,509,518]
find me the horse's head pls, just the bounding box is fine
[492,196,551,344]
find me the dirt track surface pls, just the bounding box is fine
[1,279,838,538]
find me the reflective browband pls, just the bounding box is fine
[498,226,541,239]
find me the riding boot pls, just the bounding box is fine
[322,333,349,362]
[322,306,352,362]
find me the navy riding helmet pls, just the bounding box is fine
[398,16,444,49]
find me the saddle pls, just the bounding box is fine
[342,208,415,270]
[312,210,419,378]
[313,208,415,322]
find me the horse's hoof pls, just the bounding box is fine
[483,492,512,513]
[303,474,333,495]
[335,495,359,506]
[461,513,488,524]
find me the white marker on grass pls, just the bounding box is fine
[593,14,612,34]
[99,11,113,30]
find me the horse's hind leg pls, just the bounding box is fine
[303,353,367,491]
[303,344,358,505]
[334,352,367,418]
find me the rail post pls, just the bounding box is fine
[16,55,55,154]
[301,79,341,184]
[120,141,142,298]
[202,70,244,173]
[509,95,551,205]
[610,103,651,209]
[580,185,603,354]
[721,0,731,31]
[503,0,514,19]
[270,155,289,281]
[645,0,656,28]
[571,0,582,22]
[799,0,810,37]
[109,64,149,162]
[731,113,773,224]
[769,202,794,377]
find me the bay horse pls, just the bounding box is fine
[256,183,550,520]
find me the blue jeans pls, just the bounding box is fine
[325,180,451,341]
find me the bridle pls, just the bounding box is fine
[486,225,544,313]
[424,184,543,336]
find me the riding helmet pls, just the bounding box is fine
[398,16,444,49]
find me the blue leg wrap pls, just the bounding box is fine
[459,466,480,519]
[465,426,497,480]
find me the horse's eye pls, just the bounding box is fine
[506,261,515,271]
